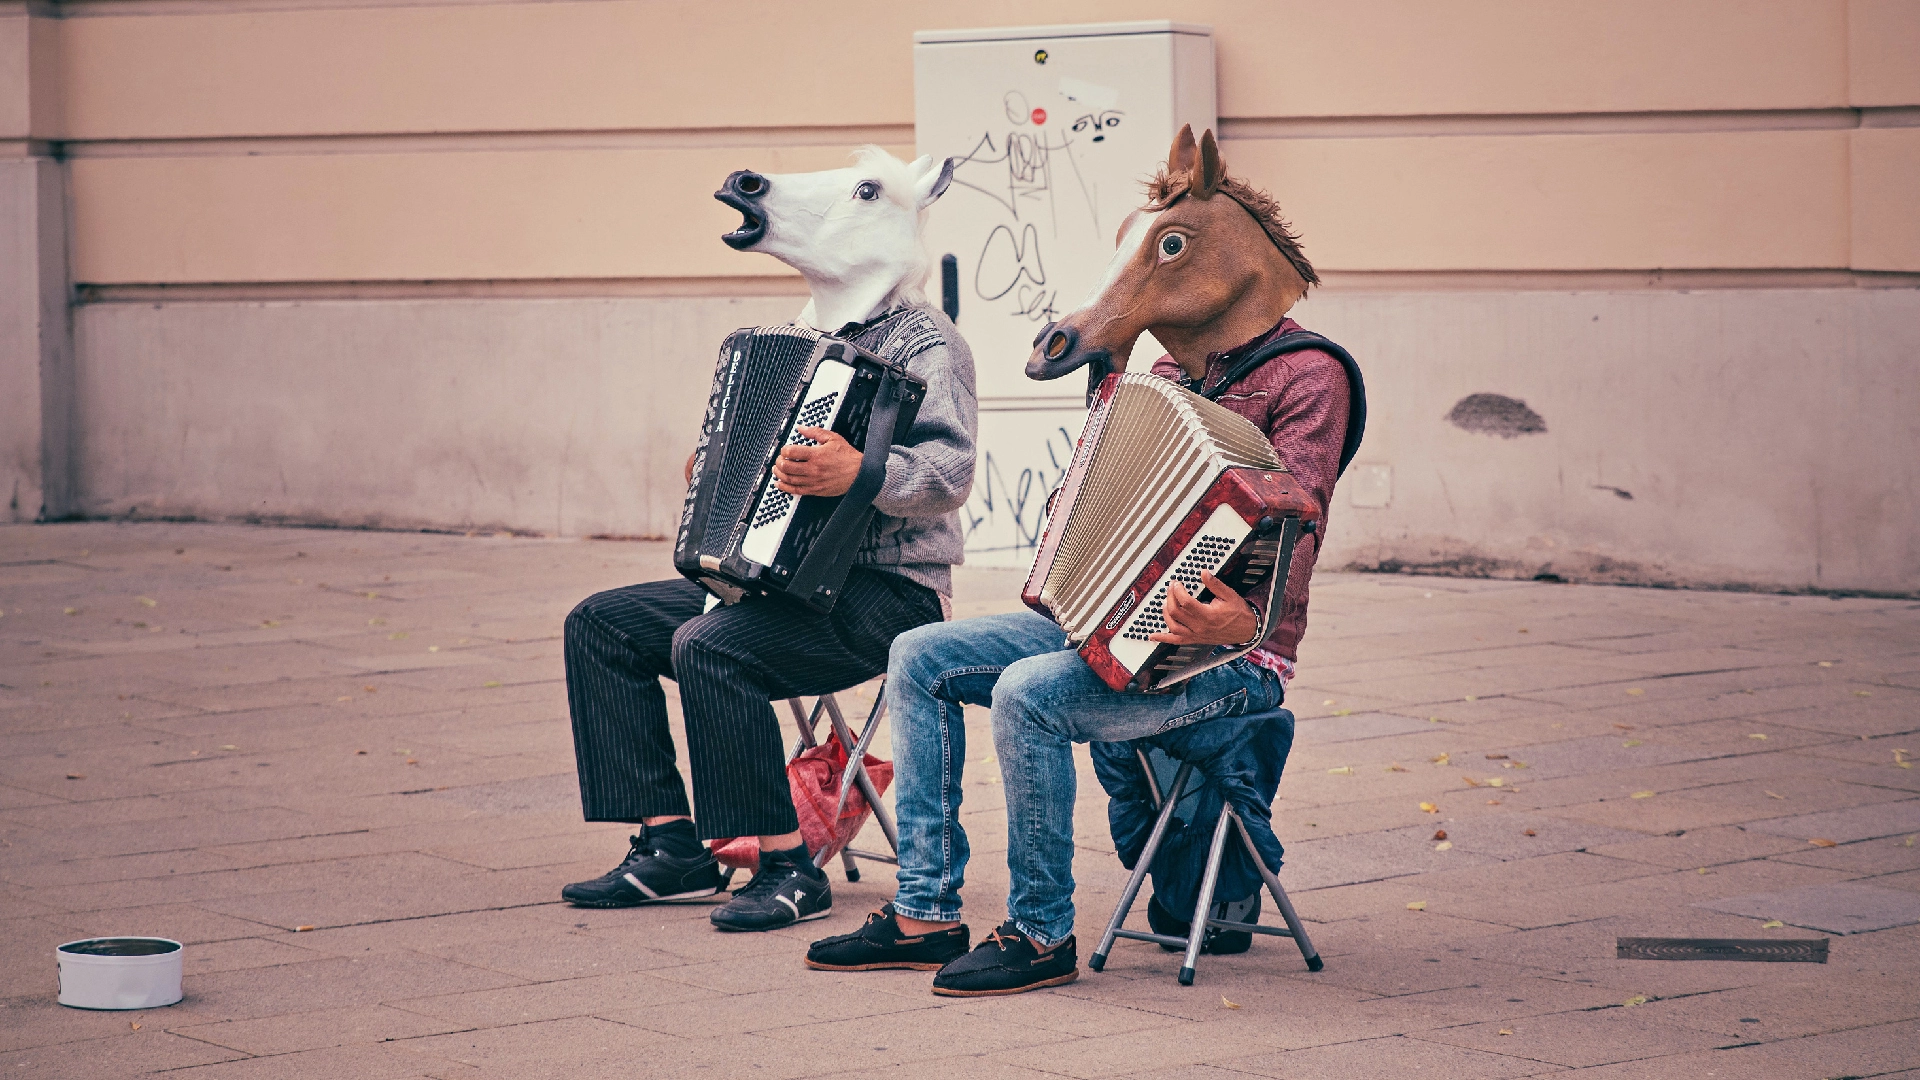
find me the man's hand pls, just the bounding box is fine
[1148,570,1260,647]
[772,427,863,497]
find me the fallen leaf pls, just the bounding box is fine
[363,685,376,693]
[295,925,315,932]
[63,607,77,615]
[1747,733,1769,740]
[484,680,503,688]
[356,750,368,755]
[365,591,379,600]
[1613,723,1635,731]
[1497,1028,1513,1036]
[261,620,280,628]
[1905,835,1915,847]
[1623,995,1647,1007]
[1323,699,1336,706]
[1434,840,1453,851]
[1488,778,1505,788]
[1631,790,1656,799]
[1624,739,1643,748]
[427,645,440,653]
[130,1021,140,1030]
[1406,901,1427,911]
[220,744,238,751]
[1428,716,1442,723]
[1809,838,1838,847]
[1518,628,1530,634]
[406,758,418,765]
[368,617,386,626]
[1386,763,1408,772]
[1221,996,1240,1009]
[336,696,353,703]
[1626,688,1645,696]
[1328,766,1354,775]
[1487,799,1503,805]
[65,773,84,780]
[1765,790,1786,799]
[1523,828,1537,836]
[1462,776,1483,787]
[979,755,996,764]
[136,596,158,608]
[1762,920,1784,929]
[1431,752,1451,765]
[1332,708,1354,717]
[388,631,409,640]
[1463,695,1478,701]
[1485,753,1509,760]
[1698,867,1709,875]
[1433,830,1448,841]
[1419,801,1439,813]
[1853,690,1872,697]
[1818,661,1833,667]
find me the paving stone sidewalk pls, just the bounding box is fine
[3,522,1918,1079]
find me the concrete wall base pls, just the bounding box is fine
[70,285,1920,594]
[1,158,72,523]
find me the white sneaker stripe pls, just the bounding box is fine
[623,872,660,899]
[775,894,801,919]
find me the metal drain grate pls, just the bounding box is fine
[1616,937,1828,963]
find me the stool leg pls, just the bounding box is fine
[1091,762,1193,973]
[839,847,861,882]
[1180,807,1236,986]
[1229,809,1322,972]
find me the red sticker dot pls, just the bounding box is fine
[1031,108,1048,125]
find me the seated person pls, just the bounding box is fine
[807,131,1354,992]
[561,302,976,931]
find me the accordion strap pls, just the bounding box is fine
[1194,330,1369,478]
[783,370,907,607]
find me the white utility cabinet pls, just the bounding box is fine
[914,21,1216,567]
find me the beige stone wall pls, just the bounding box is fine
[6,0,1918,591]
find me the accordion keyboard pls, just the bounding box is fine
[739,358,856,567]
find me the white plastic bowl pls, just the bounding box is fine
[56,937,184,1010]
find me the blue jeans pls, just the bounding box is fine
[888,610,1284,947]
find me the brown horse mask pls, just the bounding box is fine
[1026,125,1318,386]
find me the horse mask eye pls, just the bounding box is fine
[1159,233,1186,259]
[854,181,881,202]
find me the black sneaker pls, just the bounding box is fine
[709,845,831,932]
[560,827,725,908]
[930,921,1078,997]
[806,903,971,971]
[1147,889,1261,955]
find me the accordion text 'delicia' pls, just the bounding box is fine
[1023,373,1324,692]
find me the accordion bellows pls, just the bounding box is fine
[1024,373,1323,692]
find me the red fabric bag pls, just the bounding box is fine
[709,738,893,871]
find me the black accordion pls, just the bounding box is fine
[674,325,925,614]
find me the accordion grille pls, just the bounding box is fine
[1042,375,1282,640]
[696,326,822,560]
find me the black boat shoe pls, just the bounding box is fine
[931,920,1078,997]
[560,826,726,908]
[806,903,971,971]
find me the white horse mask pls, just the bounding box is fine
[715,148,956,333]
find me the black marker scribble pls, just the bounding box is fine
[964,427,1077,555]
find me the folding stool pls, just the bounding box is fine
[783,680,898,882]
[1089,714,1322,985]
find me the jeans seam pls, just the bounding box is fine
[927,665,1005,698]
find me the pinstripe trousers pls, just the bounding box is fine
[564,570,943,840]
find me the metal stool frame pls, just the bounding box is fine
[783,680,898,882]
[1089,746,1322,984]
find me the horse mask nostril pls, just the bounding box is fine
[735,172,767,198]
[1045,328,1074,360]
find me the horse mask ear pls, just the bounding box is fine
[912,155,956,209]
[1190,129,1224,199]
[1167,124,1198,182]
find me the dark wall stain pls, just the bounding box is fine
[1446,393,1547,438]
